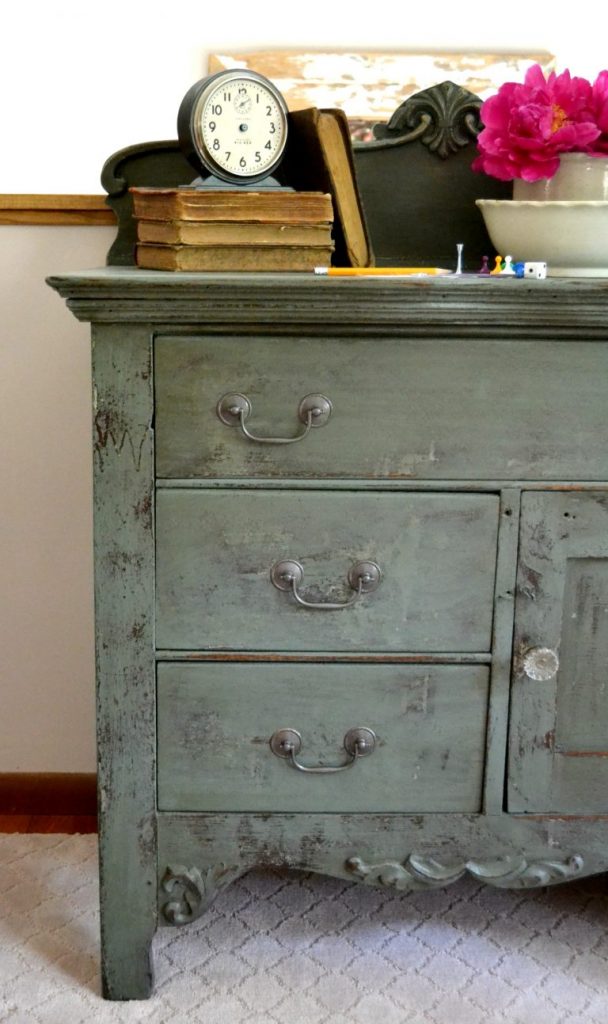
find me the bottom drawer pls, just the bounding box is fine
[157,662,489,813]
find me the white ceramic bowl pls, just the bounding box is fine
[476,199,608,277]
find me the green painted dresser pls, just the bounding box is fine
[48,269,608,999]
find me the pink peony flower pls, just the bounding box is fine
[589,70,608,154]
[473,64,601,181]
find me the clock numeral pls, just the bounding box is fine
[266,105,272,116]
[222,92,231,102]
[212,104,223,115]
[208,121,216,132]
[212,138,220,151]
[225,152,231,162]
[239,156,247,168]
[269,122,276,134]
[255,152,261,163]
[264,140,272,150]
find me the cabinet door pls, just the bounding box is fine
[509,491,608,812]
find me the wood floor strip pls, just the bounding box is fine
[0,814,97,833]
[0,773,97,815]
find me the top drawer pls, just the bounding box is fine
[154,335,608,481]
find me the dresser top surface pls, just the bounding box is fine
[47,267,608,336]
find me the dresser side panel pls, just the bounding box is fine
[92,322,157,998]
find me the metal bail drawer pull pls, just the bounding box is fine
[270,727,376,773]
[217,392,332,444]
[270,559,381,609]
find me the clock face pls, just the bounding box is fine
[179,70,289,184]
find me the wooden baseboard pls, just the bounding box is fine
[0,773,97,815]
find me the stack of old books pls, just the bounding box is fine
[130,107,373,272]
[131,188,335,272]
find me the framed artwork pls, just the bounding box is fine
[208,51,556,140]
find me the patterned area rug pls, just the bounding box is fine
[2,834,608,1023]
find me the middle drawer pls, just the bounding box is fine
[156,490,499,652]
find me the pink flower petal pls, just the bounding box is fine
[474,63,608,181]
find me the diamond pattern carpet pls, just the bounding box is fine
[2,834,608,1022]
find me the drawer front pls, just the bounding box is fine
[155,490,499,652]
[155,335,608,480]
[157,662,489,813]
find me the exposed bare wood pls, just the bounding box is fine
[560,751,608,758]
[154,651,491,663]
[208,50,556,122]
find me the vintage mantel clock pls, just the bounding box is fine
[177,69,290,187]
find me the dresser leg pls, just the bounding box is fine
[97,812,158,1000]
[100,905,156,1000]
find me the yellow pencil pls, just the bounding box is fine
[314,266,452,276]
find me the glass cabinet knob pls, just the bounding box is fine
[522,646,560,681]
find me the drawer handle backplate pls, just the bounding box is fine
[270,559,381,610]
[270,727,376,773]
[217,392,332,444]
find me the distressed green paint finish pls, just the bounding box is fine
[155,335,608,481]
[155,650,493,663]
[45,268,608,337]
[46,268,608,999]
[509,491,608,813]
[152,811,601,925]
[156,811,601,910]
[157,662,489,813]
[91,322,157,999]
[155,489,499,652]
[484,489,521,814]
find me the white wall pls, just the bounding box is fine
[1,226,114,771]
[2,2,607,194]
[2,4,607,771]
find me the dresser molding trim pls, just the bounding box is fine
[160,863,242,924]
[158,852,584,920]
[157,811,608,888]
[346,852,584,890]
[47,269,608,336]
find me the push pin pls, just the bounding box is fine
[490,255,503,275]
[455,243,464,275]
[478,255,491,275]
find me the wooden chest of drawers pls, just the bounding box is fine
[48,269,608,999]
